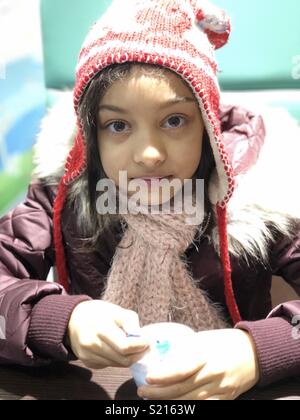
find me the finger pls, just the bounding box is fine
[98,326,149,355]
[82,347,144,369]
[206,395,228,400]
[116,309,148,350]
[81,354,116,370]
[99,322,149,355]
[146,358,206,386]
[174,392,226,401]
[92,338,149,367]
[139,382,216,401]
[88,339,135,367]
[139,370,211,400]
[117,310,142,337]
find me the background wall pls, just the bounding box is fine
[0,0,45,216]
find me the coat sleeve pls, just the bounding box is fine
[235,224,300,388]
[0,181,90,367]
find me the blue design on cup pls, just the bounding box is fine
[156,339,171,359]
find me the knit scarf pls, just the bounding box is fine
[101,206,228,332]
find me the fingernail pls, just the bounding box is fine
[126,333,141,338]
[124,326,142,336]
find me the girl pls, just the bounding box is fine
[0,0,300,400]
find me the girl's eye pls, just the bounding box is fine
[164,115,186,129]
[105,121,129,133]
[104,115,186,133]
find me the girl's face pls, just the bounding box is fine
[97,67,205,205]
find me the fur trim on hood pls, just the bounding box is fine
[32,91,300,266]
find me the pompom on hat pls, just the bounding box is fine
[53,0,242,324]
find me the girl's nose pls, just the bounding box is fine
[133,145,167,168]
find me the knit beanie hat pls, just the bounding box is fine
[53,0,241,324]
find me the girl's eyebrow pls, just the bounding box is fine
[98,96,196,114]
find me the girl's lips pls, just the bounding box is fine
[134,176,173,181]
[138,176,174,188]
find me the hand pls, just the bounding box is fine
[67,300,150,369]
[137,329,260,400]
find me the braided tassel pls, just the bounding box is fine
[53,178,70,293]
[53,121,86,293]
[216,204,241,325]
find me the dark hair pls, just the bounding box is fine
[67,62,216,253]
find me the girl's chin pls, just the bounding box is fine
[128,192,174,207]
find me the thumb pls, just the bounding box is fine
[121,310,142,338]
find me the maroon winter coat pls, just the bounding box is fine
[0,103,299,389]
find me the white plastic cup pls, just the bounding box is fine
[129,322,195,388]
